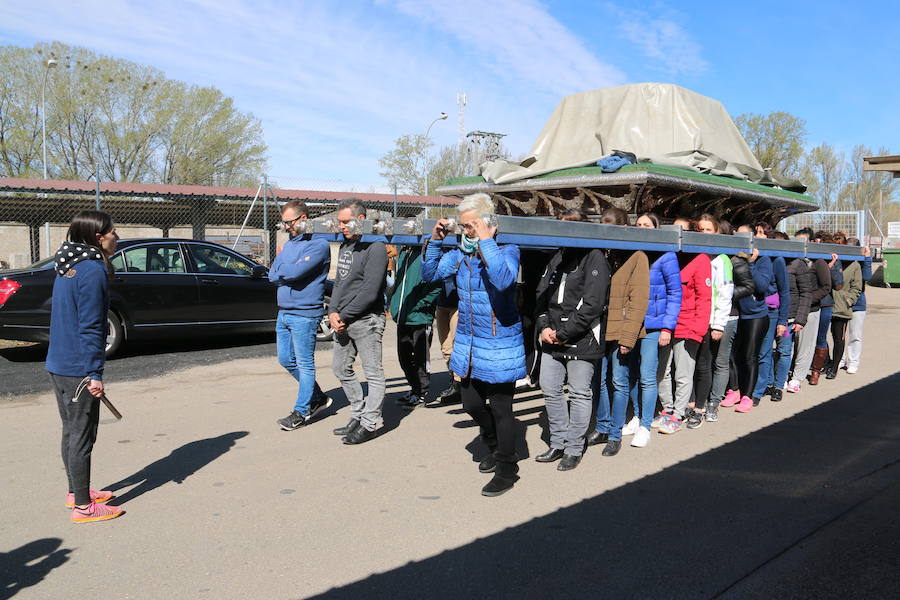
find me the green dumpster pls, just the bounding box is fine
[882,248,900,288]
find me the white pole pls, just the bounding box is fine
[232,184,263,251]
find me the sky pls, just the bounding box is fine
[2,0,898,192]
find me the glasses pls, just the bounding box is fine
[281,215,303,227]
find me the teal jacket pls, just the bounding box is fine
[389,246,440,326]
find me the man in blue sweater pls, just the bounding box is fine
[270,200,333,431]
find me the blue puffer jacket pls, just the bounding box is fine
[644,251,682,331]
[422,237,526,383]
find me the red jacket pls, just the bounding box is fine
[674,254,712,342]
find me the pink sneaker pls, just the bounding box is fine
[65,489,114,508]
[71,501,124,524]
[721,389,741,407]
[734,396,753,413]
[786,379,801,394]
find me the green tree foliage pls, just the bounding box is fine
[734,111,807,177]
[799,142,846,210]
[378,134,433,195]
[0,42,267,185]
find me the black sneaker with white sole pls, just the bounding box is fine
[277,410,309,431]
[308,394,333,418]
[396,394,426,409]
[685,409,704,429]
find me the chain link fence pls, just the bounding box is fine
[777,210,866,242]
[0,176,449,270]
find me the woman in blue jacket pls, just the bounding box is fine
[423,193,526,497]
[46,210,124,524]
[623,213,681,447]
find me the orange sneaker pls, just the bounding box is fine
[71,501,124,524]
[65,489,114,508]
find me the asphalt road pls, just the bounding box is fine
[0,335,331,399]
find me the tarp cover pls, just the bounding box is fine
[482,83,766,185]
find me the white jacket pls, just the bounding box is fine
[709,254,734,331]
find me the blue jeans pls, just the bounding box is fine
[772,326,794,390]
[629,330,661,430]
[594,346,632,441]
[752,312,778,399]
[816,305,833,349]
[276,311,323,415]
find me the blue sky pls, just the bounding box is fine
[2,0,898,191]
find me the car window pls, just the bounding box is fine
[188,245,253,276]
[121,244,185,273]
[110,254,125,272]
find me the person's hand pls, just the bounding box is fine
[540,328,557,345]
[862,246,871,257]
[776,324,787,338]
[791,323,804,333]
[659,330,672,346]
[829,253,839,268]
[329,313,346,334]
[749,248,759,263]
[471,217,496,241]
[619,345,631,355]
[711,330,723,342]
[87,379,104,398]
[432,219,449,241]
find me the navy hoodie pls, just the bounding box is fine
[268,234,330,316]
[738,255,773,319]
[46,243,108,380]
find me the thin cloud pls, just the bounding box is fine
[614,7,709,76]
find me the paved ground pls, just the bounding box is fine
[1,287,899,599]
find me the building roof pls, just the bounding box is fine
[863,155,900,177]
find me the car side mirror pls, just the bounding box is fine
[251,265,268,279]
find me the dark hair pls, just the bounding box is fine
[68,210,113,246]
[635,212,660,228]
[718,219,733,235]
[281,200,309,217]
[337,198,366,217]
[674,217,696,231]
[832,230,848,245]
[558,208,587,222]
[770,231,789,241]
[754,221,774,237]
[794,227,815,238]
[815,231,833,244]
[848,237,861,246]
[600,206,628,226]
[697,213,719,231]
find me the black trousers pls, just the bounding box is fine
[693,330,713,410]
[461,378,518,478]
[396,324,432,397]
[50,373,100,505]
[735,317,768,398]
[831,317,849,367]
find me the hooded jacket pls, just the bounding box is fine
[853,256,873,311]
[605,251,650,349]
[673,253,712,342]
[422,236,526,383]
[808,258,832,312]
[738,255,773,319]
[535,247,610,361]
[388,246,441,326]
[787,257,814,326]
[730,253,754,317]
[709,254,734,331]
[643,251,682,332]
[45,242,109,380]
[833,261,863,320]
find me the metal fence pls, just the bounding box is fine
[777,210,866,243]
[0,176,447,269]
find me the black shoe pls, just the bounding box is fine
[481,474,516,497]
[557,454,581,471]
[752,397,761,407]
[478,454,497,473]
[763,385,776,399]
[277,410,308,431]
[601,440,621,456]
[685,409,704,429]
[342,425,378,445]
[825,367,838,380]
[396,393,426,409]
[431,381,461,406]
[333,418,359,436]
[309,395,333,418]
[770,389,783,402]
[586,430,609,446]
[535,448,564,463]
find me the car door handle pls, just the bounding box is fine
[200,278,219,285]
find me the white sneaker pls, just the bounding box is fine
[786,379,801,393]
[631,426,651,447]
[846,366,858,374]
[621,416,640,436]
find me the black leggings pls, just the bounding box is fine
[693,330,713,409]
[461,378,517,474]
[734,317,768,398]
[397,324,431,396]
[831,317,849,367]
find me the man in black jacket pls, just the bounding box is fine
[328,199,389,445]
[534,209,610,471]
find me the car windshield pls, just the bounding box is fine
[21,257,55,270]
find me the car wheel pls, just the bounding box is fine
[316,296,333,342]
[106,310,125,357]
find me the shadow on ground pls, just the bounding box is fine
[104,431,249,505]
[308,374,900,600]
[0,538,72,600]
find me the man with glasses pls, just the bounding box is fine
[270,200,333,431]
[328,198,389,445]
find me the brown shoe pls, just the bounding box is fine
[809,347,830,386]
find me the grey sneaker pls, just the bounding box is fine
[705,403,719,422]
[685,409,704,429]
[277,410,308,431]
[396,393,426,409]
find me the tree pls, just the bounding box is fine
[378,134,433,195]
[0,42,267,185]
[838,145,896,216]
[799,142,845,209]
[734,111,807,177]
[426,143,473,193]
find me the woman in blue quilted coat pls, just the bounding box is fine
[422,193,526,497]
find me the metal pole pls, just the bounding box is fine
[41,72,49,180]
[393,183,397,217]
[231,184,263,251]
[95,167,101,210]
[262,174,268,261]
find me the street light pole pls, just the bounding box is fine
[40,58,58,180]
[422,112,448,197]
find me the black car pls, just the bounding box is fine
[0,239,334,356]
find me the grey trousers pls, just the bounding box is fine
[540,353,594,456]
[709,318,739,405]
[793,309,820,380]
[332,313,386,431]
[50,373,100,506]
[846,310,866,368]
[658,339,698,418]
